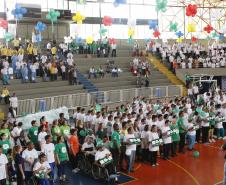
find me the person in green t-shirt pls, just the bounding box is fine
[51,120,61,143]
[60,122,70,139]
[177,111,187,153]
[110,123,121,170]
[0,122,10,139]
[170,115,180,157]
[28,120,39,145]
[55,136,69,182]
[0,133,11,155]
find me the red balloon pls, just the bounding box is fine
[102,16,113,26]
[191,36,198,42]
[186,4,197,17]
[204,24,213,33]
[153,30,160,38]
[0,18,8,29]
[109,38,116,45]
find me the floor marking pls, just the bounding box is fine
[204,144,222,150]
[134,163,142,171]
[214,181,223,185]
[119,172,138,185]
[168,160,201,185]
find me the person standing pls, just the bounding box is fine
[9,93,18,114]
[0,146,8,185]
[177,111,187,153]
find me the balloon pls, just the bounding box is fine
[156,0,168,13]
[193,151,199,158]
[64,36,73,44]
[72,12,85,24]
[46,9,60,23]
[11,4,27,20]
[127,18,136,28]
[191,36,198,42]
[169,22,178,32]
[102,38,108,45]
[186,4,197,17]
[0,18,8,29]
[102,16,113,26]
[109,38,116,45]
[127,36,134,44]
[218,33,224,40]
[211,31,218,38]
[36,34,42,43]
[114,0,127,7]
[149,20,158,30]
[4,32,13,42]
[86,36,93,44]
[153,30,160,38]
[145,38,151,43]
[128,28,135,37]
[35,21,46,32]
[187,23,196,32]
[176,37,183,43]
[75,37,84,45]
[99,27,108,36]
[77,0,86,4]
[176,31,183,38]
[204,24,213,34]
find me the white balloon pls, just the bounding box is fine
[127,18,136,28]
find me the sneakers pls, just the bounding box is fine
[152,164,156,167]
[72,168,80,173]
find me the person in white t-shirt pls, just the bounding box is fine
[125,127,137,172]
[9,93,18,113]
[33,153,51,185]
[161,120,172,160]
[187,119,196,150]
[38,126,48,150]
[42,135,55,183]
[0,146,8,184]
[148,125,160,167]
[22,142,38,180]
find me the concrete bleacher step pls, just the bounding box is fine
[75,56,133,63]
[14,85,84,96]
[6,80,72,91]
[18,89,85,100]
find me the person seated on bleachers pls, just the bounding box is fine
[1,66,9,85]
[88,67,97,79]
[0,87,10,104]
[111,67,118,77]
[97,66,104,78]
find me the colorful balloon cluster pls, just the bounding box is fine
[11,4,27,20]
[114,0,127,7]
[102,16,113,26]
[156,0,168,13]
[0,18,8,29]
[186,4,197,17]
[169,22,178,32]
[72,12,85,24]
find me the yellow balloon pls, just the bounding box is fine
[128,28,135,37]
[187,23,196,33]
[72,12,85,24]
[86,36,93,44]
[176,37,183,43]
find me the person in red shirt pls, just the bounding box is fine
[68,128,80,173]
[40,116,49,131]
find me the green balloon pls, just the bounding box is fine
[46,9,60,23]
[79,130,86,137]
[4,32,13,42]
[193,151,200,158]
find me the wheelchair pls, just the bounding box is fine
[91,160,119,183]
[77,151,95,175]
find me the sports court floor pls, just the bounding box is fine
[58,140,225,185]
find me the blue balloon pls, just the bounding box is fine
[114,0,126,7]
[176,31,184,38]
[218,33,224,40]
[75,37,83,45]
[149,20,158,30]
[36,34,42,42]
[35,21,46,32]
[11,3,27,20]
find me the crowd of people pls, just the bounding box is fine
[150,42,226,72]
[0,83,226,184]
[0,37,118,87]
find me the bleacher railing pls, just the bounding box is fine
[17,85,183,116]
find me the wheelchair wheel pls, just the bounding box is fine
[77,155,86,172]
[84,160,92,175]
[91,164,101,180]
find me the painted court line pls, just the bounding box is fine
[214,181,223,185]
[168,160,201,185]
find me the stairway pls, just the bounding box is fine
[147,54,187,96]
[76,71,104,103]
